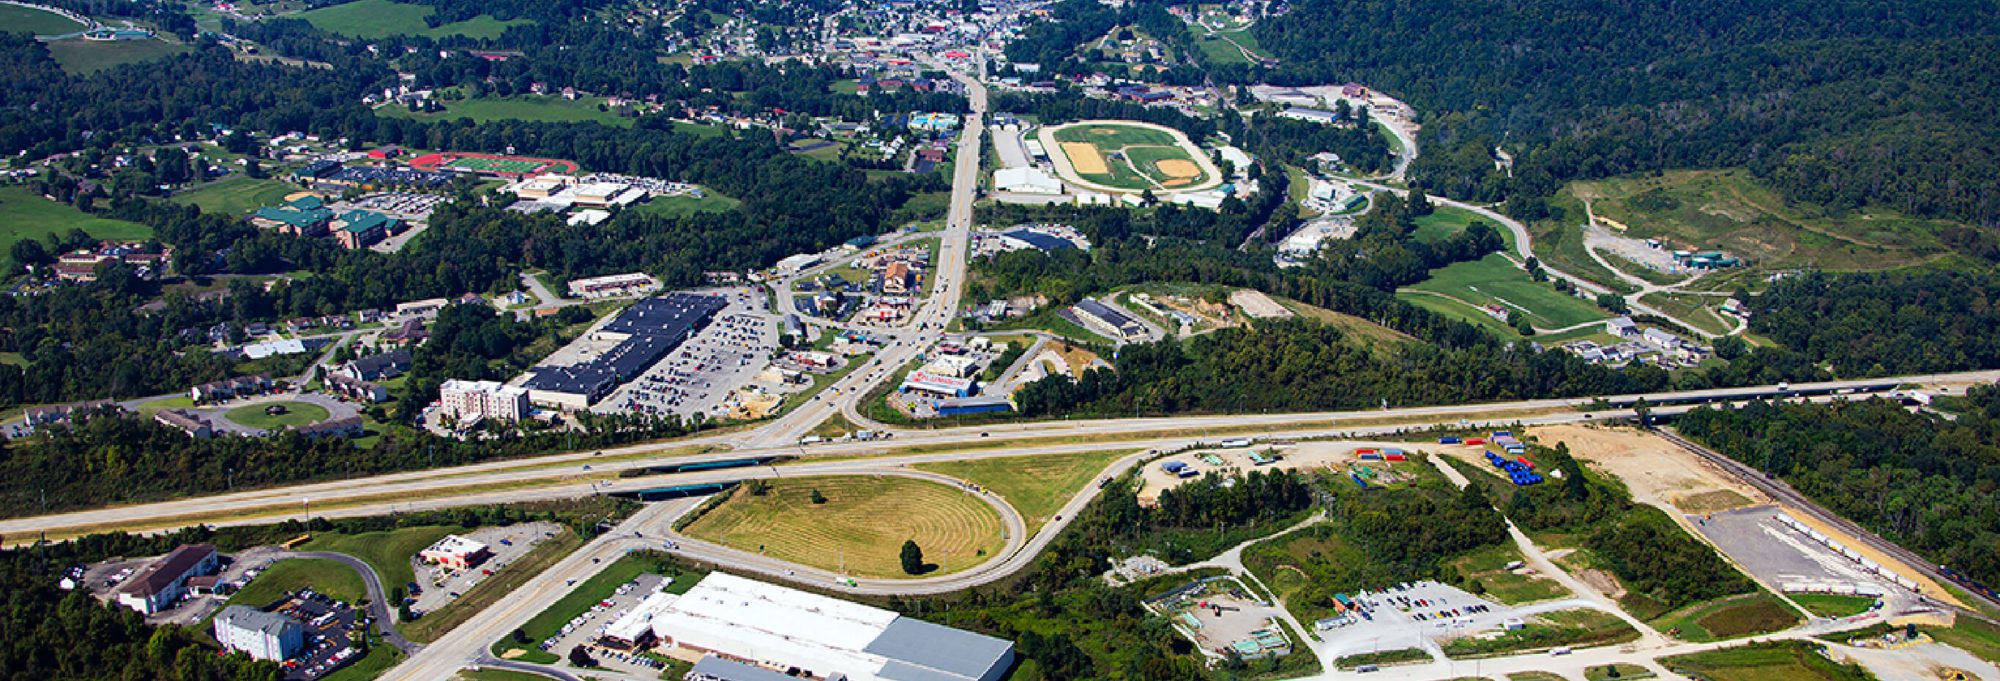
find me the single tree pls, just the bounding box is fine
[569,645,596,667]
[900,539,925,575]
[810,488,828,504]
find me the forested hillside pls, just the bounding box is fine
[1678,390,2000,588]
[1253,0,2000,227]
[1749,270,2000,375]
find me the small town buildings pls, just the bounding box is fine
[154,409,215,439]
[992,166,1063,195]
[567,272,662,299]
[190,374,274,404]
[116,544,219,614]
[1605,316,1640,339]
[289,416,363,440]
[1072,299,1147,342]
[326,374,390,403]
[214,605,304,662]
[338,349,412,381]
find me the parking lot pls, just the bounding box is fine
[595,288,779,420]
[538,572,674,675]
[271,590,363,680]
[409,522,558,615]
[1316,580,1597,660]
[1693,506,1914,600]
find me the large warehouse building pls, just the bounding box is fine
[523,293,726,410]
[653,573,1014,681]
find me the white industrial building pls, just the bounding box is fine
[214,605,304,661]
[651,573,1014,681]
[602,590,680,649]
[993,167,1063,195]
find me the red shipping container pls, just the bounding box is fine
[1516,456,1534,468]
[1385,453,1408,461]
[1465,438,1485,445]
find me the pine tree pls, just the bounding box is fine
[900,539,925,575]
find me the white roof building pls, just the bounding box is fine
[605,590,680,646]
[652,573,1013,681]
[993,167,1062,195]
[567,209,613,226]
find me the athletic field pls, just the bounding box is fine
[1041,121,1219,193]
[408,152,579,178]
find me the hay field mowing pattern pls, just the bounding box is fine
[681,476,1005,578]
[915,450,1127,535]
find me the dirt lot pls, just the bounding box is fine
[1138,440,1426,504]
[1528,425,1765,514]
[1529,425,1962,608]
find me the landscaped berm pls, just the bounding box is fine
[1039,120,1223,194]
[679,475,1006,579]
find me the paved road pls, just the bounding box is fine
[750,56,988,449]
[385,499,697,681]
[9,370,1995,544]
[283,551,421,653]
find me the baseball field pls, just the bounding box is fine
[679,475,1006,578]
[1043,121,1219,193]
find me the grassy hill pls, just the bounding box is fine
[300,0,531,39]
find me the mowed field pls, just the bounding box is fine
[0,4,85,35]
[1400,253,1609,330]
[171,176,300,218]
[225,558,367,607]
[300,525,458,591]
[378,96,633,128]
[1049,123,1208,191]
[915,450,1127,534]
[1563,168,1961,273]
[681,476,1005,578]
[45,38,190,74]
[1663,641,1875,681]
[299,0,531,39]
[224,401,331,430]
[0,185,153,270]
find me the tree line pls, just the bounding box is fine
[1245,0,2000,229]
[1677,391,2000,588]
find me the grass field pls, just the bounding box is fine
[681,476,1005,578]
[171,176,300,218]
[1441,608,1640,658]
[301,525,458,593]
[227,558,367,608]
[1648,591,1801,642]
[300,0,531,39]
[224,401,331,430]
[630,192,742,218]
[1049,122,1205,191]
[1333,647,1430,670]
[1190,28,1269,65]
[1638,292,1733,336]
[1662,641,1875,681]
[1412,205,1517,252]
[0,4,85,35]
[1563,168,1963,275]
[1789,593,1876,618]
[379,95,631,128]
[0,185,154,270]
[1401,253,1610,330]
[1448,544,1570,604]
[1585,664,1657,680]
[915,450,1126,535]
[45,38,190,74]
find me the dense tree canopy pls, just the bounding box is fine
[1678,391,2000,588]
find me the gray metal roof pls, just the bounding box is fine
[216,605,297,637]
[863,617,1014,681]
[689,656,799,681]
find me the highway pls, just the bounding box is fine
[6,370,1996,544]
